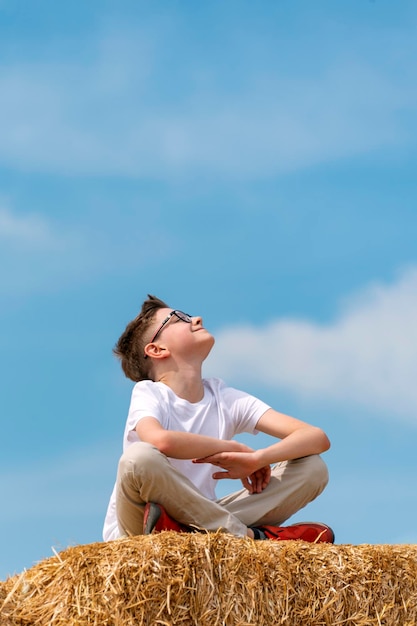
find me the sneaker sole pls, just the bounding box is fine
[143,502,161,535]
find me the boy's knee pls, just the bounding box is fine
[118,442,164,477]
[303,454,329,491]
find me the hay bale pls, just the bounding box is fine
[1,533,417,625]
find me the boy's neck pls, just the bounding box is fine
[156,367,205,403]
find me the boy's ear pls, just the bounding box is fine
[144,343,170,360]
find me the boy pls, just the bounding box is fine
[103,295,333,543]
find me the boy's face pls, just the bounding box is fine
[147,307,215,361]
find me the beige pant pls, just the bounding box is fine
[116,442,329,538]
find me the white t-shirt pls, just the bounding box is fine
[103,377,270,541]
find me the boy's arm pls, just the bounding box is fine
[194,408,330,485]
[253,408,330,465]
[135,416,253,459]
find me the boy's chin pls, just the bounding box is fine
[201,335,215,359]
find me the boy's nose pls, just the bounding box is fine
[192,315,203,327]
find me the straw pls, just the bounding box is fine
[1,533,416,625]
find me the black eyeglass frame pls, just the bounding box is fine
[144,310,192,358]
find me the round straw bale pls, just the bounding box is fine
[1,533,417,625]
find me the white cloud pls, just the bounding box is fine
[0,18,416,179]
[206,267,417,422]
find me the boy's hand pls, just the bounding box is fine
[243,465,271,493]
[193,451,271,494]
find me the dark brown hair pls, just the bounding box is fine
[113,294,169,382]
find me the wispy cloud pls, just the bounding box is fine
[0,440,119,522]
[0,205,85,299]
[0,206,62,250]
[0,440,120,578]
[206,267,417,422]
[0,204,177,302]
[0,16,416,179]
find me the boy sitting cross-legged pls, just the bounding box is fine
[103,295,334,544]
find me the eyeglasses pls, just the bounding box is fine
[148,310,192,345]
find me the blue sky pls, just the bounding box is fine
[1,0,417,579]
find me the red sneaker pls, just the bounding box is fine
[143,502,191,535]
[256,522,335,544]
